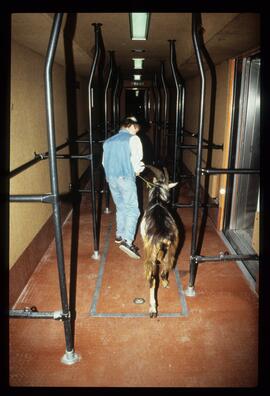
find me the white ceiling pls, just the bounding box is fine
[11,12,260,81]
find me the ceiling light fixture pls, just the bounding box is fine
[132,58,144,69]
[133,74,142,81]
[129,13,150,40]
[132,49,145,53]
[133,81,144,86]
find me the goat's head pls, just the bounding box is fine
[146,165,178,203]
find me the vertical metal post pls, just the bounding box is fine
[151,74,157,164]
[169,40,181,203]
[113,68,120,132]
[88,23,102,260]
[44,13,79,364]
[152,73,157,164]
[185,13,206,297]
[160,61,168,162]
[178,83,185,183]
[153,72,161,164]
[195,14,217,257]
[104,51,114,214]
[144,88,148,121]
[116,68,122,128]
[104,51,114,141]
[180,85,185,140]
[109,51,116,133]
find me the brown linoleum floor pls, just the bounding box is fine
[9,181,259,388]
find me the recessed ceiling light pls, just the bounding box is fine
[132,49,145,53]
[129,13,150,40]
[132,58,145,69]
[132,81,144,86]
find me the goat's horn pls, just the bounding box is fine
[145,165,164,180]
[163,167,169,183]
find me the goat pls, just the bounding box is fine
[140,165,179,318]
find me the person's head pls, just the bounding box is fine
[120,116,141,134]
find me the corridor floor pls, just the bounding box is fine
[9,180,259,388]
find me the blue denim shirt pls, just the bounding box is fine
[103,130,135,179]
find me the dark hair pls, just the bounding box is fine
[120,116,140,128]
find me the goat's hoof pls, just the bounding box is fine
[161,280,169,288]
[149,311,157,318]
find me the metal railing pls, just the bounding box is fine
[185,13,259,297]
[169,39,184,203]
[9,13,80,365]
[9,14,119,364]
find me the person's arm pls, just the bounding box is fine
[129,135,145,175]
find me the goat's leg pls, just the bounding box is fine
[160,270,169,288]
[161,239,179,288]
[160,247,171,288]
[144,260,158,318]
[149,275,157,318]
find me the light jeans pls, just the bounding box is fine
[107,176,140,245]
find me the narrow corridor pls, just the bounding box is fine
[9,181,258,387]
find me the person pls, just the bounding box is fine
[102,116,145,259]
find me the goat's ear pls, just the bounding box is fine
[168,182,178,189]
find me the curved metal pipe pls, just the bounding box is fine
[104,51,114,212]
[160,62,168,160]
[116,68,122,128]
[153,72,161,164]
[45,13,79,362]
[113,68,120,132]
[144,89,148,121]
[151,74,157,164]
[180,85,185,143]
[104,51,114,140]
[169,40,181,203]
[188,13,206,290]
[88,23,102,258]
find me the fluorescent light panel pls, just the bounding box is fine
[132,58,144,69]
[132,81,144,86]
[132,49,145,53]
[129,13,150,40]
[133,74,141,81]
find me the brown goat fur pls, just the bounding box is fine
[140,165,179,317]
